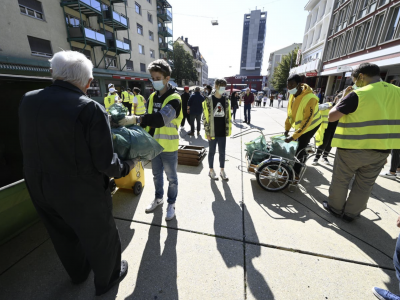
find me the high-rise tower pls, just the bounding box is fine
[240,10,267,76]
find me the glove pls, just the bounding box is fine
[284,131,289,137]
[125,158,140,171]
[118,115,137,126]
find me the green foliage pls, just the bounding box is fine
[270,48,300,92]
[167,42,198,86]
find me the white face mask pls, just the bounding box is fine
[288,87,298,95]
[352,84,359,90]
[217,87,225,94]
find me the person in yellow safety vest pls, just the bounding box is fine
[284,74,322,178]
[118,59,182,222]
[324,63,400,223]
[103,92,115,112]
[202,78,232,180]
[121,87,132,116]
[132,87,146,115]
[312,101,337,166]
[126,88,134,114]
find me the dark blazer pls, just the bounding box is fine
[187,92,205,115]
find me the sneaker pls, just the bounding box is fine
[220,170,228,180]
[96,260,128,296]
[379,171,397,180]
[165,204,175,221]
[305,145,315,154]
[322,157,330,165]
[372,287,400,300]
[145,198,164,213]
[312,159,318,166]
[209,169,218,180]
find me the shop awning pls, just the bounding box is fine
[0,63,50,73]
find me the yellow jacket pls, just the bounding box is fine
[285,84,320,140]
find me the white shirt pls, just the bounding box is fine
[263,97,267,103]
[133,96,138,104]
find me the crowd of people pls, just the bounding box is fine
[18,50,400,298]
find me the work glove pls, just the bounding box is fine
[284,131,289,137]
[119,115,137,127]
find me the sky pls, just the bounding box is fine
[169,0,309,78]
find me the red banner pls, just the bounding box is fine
[112,75,149,81]
[306,72,318,77]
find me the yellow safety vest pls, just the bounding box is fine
[104,95,115,112]
[135,94,146,115]
[145,92,183,152]
[332,82,400,149]
[202,96,232,139]
[315,103,333,146]
[122,91,129,102]
[288,93,322,134]
[128,93,134,104]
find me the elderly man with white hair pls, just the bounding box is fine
[19,51,135,296]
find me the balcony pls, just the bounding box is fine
[67,26,106,46]
[159,42,173,52]
[110,0,126,3]
[157,0,172,8]
[157,9,172,22]
[158,26,173,37]
[106,38,131,54]
[102,9,128,30]
[61,0,102,16]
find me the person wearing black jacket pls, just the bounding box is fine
[230,92,239,120]
[19,51,135,296]
[180,86,190,129]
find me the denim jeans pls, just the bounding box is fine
[190,114,201,133]
[208,137,226,169]
[244,104,251,123]
[152,151,178,204]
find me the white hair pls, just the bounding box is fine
[49,50,93,88]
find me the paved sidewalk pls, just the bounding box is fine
[1,106,400,300]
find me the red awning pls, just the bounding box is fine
[112,75,149,81]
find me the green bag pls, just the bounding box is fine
[270,135,298,160]
[245,135,269,164]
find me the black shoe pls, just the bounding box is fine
[322,201,341,218]
[187,132,194,136]
[95,260,128,296]
[342,214,359,223]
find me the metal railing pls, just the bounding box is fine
[80,0,101,12]
[112,11,128,25]
[116,39,130,50]
[84,28,105,43]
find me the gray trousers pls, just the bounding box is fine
[328,149,389,218]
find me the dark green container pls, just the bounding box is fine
[0,180,38,245]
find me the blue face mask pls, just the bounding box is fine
[151,79,166,91]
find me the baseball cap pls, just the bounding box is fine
[184,86,189,90]
[108,83,114,88]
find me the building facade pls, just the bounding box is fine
[239,10,267,76]
[289,0,334,88]
[225,75,267,92]
[266,43,302,92]
[321,0,400,96]
[176,36,208,86]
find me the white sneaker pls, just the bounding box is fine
[220,170,228,180]
[165,204,175,221]
[312,159,318,166]
[379,171,397,180]
[209,169,218,180]
[145,198,164,212]
[305,145,315,154]
[322,157,330,165]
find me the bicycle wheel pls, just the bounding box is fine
[256,160,292,192]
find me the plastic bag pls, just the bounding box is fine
[109,104,128,123]
[270,135,298,160]
[245,135,269,164]
[111,125,164,161]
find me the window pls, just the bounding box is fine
[71,47,91,60]
[348,0,361,25]
[126,60,133,70]
[27,36,52,57]
[159,37,163,44]
[368,0,377,13]
[341,30,352,55]
[124,38,131,49]
[139,44,145,54]
[150,49,155,58]
[385,6,400,42]
[147,0,151,3]
[135,2,141,15]
[105,56,117,68]
[369,13,384,46]
[378,0,388,7]
[18,0,43,20]
[148,12,153,23]
[335,5,348,32]
[65,14,80,27]
[359,21,371,49]
[351,25,363,52]
[140,63,146,72]
[358,0,369,19]
[149,31,154,41]
[137,23,143,35]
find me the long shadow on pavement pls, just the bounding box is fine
[125,210,178,300]
[211,180,274,299]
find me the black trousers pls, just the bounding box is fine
[122,102,132,115]
[294,124,321,174]
[390,149,400,173]
[24,170,121,293]
[190,114,201,133]
[181,114,189,127]
[270,100,274,106]
[315,123,337,160]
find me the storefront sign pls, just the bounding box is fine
[235,76,247,79]
[112,75,149,81]
[337,65,352,72]
[306,72,318,77]
[345,72,352,77]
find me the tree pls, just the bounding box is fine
[167,42,198,86]
[270,48,300,92]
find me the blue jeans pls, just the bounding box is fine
[152,151,178,204]
[208,137,226,169]
[244,104,251,123]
